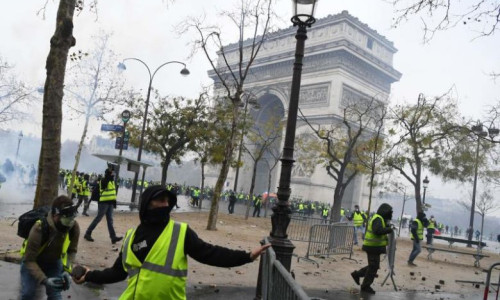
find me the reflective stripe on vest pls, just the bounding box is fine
[120,220,188,300]
[353,212,364,227]
[363,214,388,247]
[82,180,90,196]
[428,220,435,229]
[411,219,424,240]
[20,220,72,272]
[100,181,116,202]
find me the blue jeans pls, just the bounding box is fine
[86,202,117,239]
[21,259,63,300]
[408,239,421,262]
[353,225,365,245]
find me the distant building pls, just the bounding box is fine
[207,11,401,209]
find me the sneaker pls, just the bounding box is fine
[407,261,417,267]
[82,212,89,216]
[351,272,360,285]
[361,286,376,294]
[84,234,94,242]
[111,236,123,244]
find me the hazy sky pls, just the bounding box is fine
[1,0,500,203]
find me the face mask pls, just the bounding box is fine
[144,206,170,224]
[60,216,75,228]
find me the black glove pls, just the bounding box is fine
[43,277,65,291]
[62,272,71,291]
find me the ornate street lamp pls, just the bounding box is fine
[467,121,498,246]
[422,176,429,205]
[269,0,318,272]
[118,59,189,203]
[15,131,23,163]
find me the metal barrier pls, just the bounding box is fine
[381,230,397,291]
[288,214,332,242]
[260,237,311,300]
[484,262,500,300]
[299,224,357,265]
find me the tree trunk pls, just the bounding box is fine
[245,159,259,220]
[160,158,171,186]
[330,184,344,223]
[199,162,206,209]
[207,105,238,230]
[34,0,76,208]
[67,114,90,198]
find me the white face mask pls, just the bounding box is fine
[60,216,75,227]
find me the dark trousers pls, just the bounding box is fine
[21,259,63,300]
[76,195,90,214]
[228,201,236,214]
[85,202,117,240]
[253,206,261,217]
[353,252,380,289]
[426,228,434,245]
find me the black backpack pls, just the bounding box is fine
[17,206,51,242]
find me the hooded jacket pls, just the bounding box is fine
[362,203,393,254]
[85,185,253,285]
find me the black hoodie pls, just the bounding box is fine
[362,203,393,254]
[85,186,253,284]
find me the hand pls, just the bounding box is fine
[72,265,90,284]
[62,272,71,291]
[250,244,272,261]
[44,277,65,291]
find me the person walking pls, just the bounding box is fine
[73,185,270,299]
[350,203,393,295]
[84,168,122,244]
[349,205,367,245]
[20,196,80,300]
[252,195,262,217]
[408,212,428,266]
[76,174,91,216]
[228,191,237,214]
[426,215,436,245]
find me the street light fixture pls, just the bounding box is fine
[269,0,317,272]
[422,176,429,205]
[118,58,190,204]
[467,121,498,247]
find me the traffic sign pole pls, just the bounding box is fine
[115,110,131,194]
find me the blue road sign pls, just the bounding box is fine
[101,124,124,132]
[115,137,129,150]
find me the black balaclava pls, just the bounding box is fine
[139,185,177,225]
[377,203,393,221]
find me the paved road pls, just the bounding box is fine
[1,261,484,300]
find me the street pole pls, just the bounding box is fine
[118,59,189,204]
[115,110,130,194]
[15,131,23,164]
[398,190,406,237]
[467,136,481,247]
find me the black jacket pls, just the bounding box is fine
[362,203,393,255]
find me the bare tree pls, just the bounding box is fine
[391,0,500,42]
[179,0,275,230]
[242,112,283,220]
[301,97,382,222]
[458,188,500,243]
[384,93,463,214]
[64,31,124,197]
[0,57,35,124]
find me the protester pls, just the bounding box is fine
[228,190,237,214]
[350,203,393,295]
[20,196,80,300]
[73,185,270,299]
[348,204,366,245]
[408,212,428,266]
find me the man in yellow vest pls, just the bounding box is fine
[349,205,367,246]
[73,186,270,299]
[426,215,436,245]
[20,196,80,299]
[408,212,428,266]
[84,168,123,244]
[351,203,393,295]
[76,173,91,216]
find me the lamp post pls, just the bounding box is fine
[118,59,190,203]
[115,110,131,194]
[269,0,317,272]
[396,185,408,237]
[233,95,260,192]
[467,121,498,247]
[15,131,23,164]
[422,176,429,205]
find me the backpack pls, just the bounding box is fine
[17,206,51,242]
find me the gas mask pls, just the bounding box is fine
[54,205,77,230]
[60,216,76,227]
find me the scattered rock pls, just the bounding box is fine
[209,284,216,288]
[304,272,312,275]
[422,277,426,281]
[435,285,441,290]
[214,289,220,293]
[199,281,202,284]
[475,284,480,289]
[235,270,243,275]
[410,272,415,276]
[192,270,196,273]
[439,280,445,285]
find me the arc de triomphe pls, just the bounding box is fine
[206,10,401,209]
